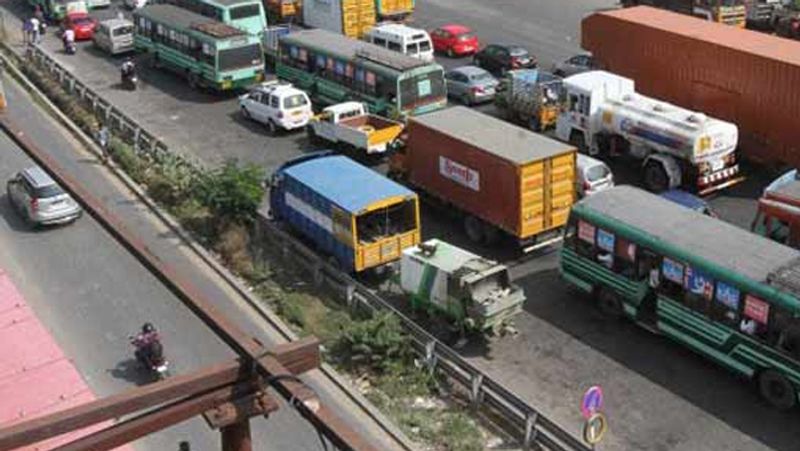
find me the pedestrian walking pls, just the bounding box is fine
[96,122,110,162]
[29,16,40,45]
[22,18,32,46]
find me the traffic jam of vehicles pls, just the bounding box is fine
[18,0,800,412]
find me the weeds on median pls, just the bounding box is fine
[8,49,494,451]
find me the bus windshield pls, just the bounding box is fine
[398,69,445,111]
[230,3,261,19]
[218,44,262,71]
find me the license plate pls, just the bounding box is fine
[292,111,302,117]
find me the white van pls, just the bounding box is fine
[93,18,134,55]
[364,23,434,62]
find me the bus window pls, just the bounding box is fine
[575,219,596,258]
[682,265,713,315]
[388,41,402,52]
[710,280,740,327]
[659,257,685,299]
[230,4,260,19]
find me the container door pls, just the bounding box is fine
[518,153,575,238]
[519,161,545,238]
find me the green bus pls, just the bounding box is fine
[133,4,264,91]
[153,0,267,37]
[273,28,447,119]
[560,185,800,410]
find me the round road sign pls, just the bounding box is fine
[583,412,608,446]
[581,385,604,419]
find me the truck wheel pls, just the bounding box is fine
[759,370,797,411]
[597,287,624,319]
[306,127,320,145]
[569,130,587,154]
[464,215,485,243]
[460,93,472,106]
[644,161,669,193]
[187,72,199,89]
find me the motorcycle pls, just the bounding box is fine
[121,69,137,91]
[64,39,76,55]
[130,335,169,379]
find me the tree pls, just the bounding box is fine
[195,159,264,225]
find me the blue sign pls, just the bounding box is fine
[662,258,684,284]
[685,266,714,300]
[581,385,604,420]
[716,281,740,309]
[597,229,615,253]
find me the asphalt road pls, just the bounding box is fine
[2,0,799,449]
[0,74,404,450]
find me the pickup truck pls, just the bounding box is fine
[306,102,404,155]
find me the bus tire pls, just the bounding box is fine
[187,72,199,89]
[644,160,669,193]
[597,287,624,319]
[758,370,797,410]
[464,215,484,244]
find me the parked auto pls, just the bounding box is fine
[473,44,536,75]
[430,24,479,57]
[93,18,134,55]
[552,52,598,77]
[61,12,97,41]
[239,81,312,135]
[660,189,717,217]
[576,154,613,198]
[6,166,82,227]
[444,65,499,106]
[123,0,147,8]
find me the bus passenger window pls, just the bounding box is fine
[613,236,636,279]
[682,266,713,315]
[710,280,740,327]
[658,257,685,299]
[637,249,659,284]
[575,219,596,258]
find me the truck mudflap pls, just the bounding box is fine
[697,164,746,196]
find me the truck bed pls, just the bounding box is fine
[339,114,404,149]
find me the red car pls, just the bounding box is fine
[430,24,479,57]
[62,12,97,41]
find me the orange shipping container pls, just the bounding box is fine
[582,6,800,167]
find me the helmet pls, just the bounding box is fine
[142,322,155,334]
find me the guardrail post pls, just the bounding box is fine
[423,340,437,375]
[523,411,539,450]
[313,262,323,287]
[105,104,112,122]
[469,373,484,408]
[133,127,141,153]
[344,284,355,309]
[67,77,75,94]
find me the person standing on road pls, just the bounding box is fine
[29,16,40,45]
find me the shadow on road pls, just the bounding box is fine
[0,194,41,234]
[521,266,800,451]
[109,357,158,386]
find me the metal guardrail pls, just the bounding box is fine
[21,42,590,451]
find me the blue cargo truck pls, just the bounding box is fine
[269,152,421,273]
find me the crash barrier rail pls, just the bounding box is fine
[22,42,589,451]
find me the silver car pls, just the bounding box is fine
[445,66,499,106]
[552,53,598,78]
[6,166,82,226]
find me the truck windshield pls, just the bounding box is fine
[398,69,445,111]
[218,44,262,71]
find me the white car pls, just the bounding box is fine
[123,0,147,9]
[239,82,312,135]
[577,154,614,198]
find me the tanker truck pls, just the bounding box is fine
[620,0,747,26]
[555,71,743,194]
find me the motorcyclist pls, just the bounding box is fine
[121,58,136,79]
[62,27,75,53]
[132,322,163,367]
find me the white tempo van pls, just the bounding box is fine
[93,18,134,55]
[364,23,434,62]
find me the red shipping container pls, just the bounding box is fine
[400,106,576,244]
[583,6,800,167]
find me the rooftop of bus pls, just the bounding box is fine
[135,4,245,37]
[280,29,431,71]
[577,186,800,285]
[410,106,574,164]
